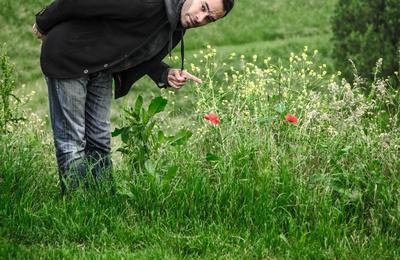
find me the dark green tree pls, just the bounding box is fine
[332,0,400,85]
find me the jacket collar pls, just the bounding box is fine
[164,0,185,31]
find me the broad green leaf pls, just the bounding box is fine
[130,125,145,138]
[169,129,192,146]
[142,107,149,125]
[124,107,140,122]
[148,96,168,118]
[121,128,131,143]
[143,121,156,142]
[134,95,143,115]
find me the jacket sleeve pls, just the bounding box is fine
[35,0,142,35]
[147,61,171,88]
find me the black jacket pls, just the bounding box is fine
[35,0,185,98]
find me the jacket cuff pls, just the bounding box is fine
[158,68,171,88]
[147,62,171,88]
[35,6,50,35]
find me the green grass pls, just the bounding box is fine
[3,0,400,258]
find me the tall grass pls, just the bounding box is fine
[2,46,399,258]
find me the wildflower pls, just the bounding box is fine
[285,114,298,124]
[252,55,257,62]
[204,112,220,125]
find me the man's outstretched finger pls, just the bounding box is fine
[181,71,202,84]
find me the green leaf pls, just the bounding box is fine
[134,95,143,115]
[164,165,178,182]
[148,96,168,118]
[206,153,220,161]
[124,107,138,121]
[169,129,192,146]
[157,130,166,143]
[142,107,149,125]
[143,121,156,142]
[111,127,127,137]
[121,128,131,143]
[126,125,138,139]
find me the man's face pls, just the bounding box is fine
[180,0,226,29]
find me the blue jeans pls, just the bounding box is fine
[45,71,114,193]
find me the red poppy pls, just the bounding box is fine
[285,114,298,124]
[204,112,220,125]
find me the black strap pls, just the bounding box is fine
[180,30,185,71]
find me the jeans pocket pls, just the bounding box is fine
[91,71,112,85]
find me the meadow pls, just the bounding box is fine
[1,0,400,258]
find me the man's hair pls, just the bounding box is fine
[222,0,234,17]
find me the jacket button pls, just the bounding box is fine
[103,64,108,68]
[83,69,88,74]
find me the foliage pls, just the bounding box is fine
[1,48,399,258]
[332,0,400,85]
[112,96,192,182]
[0,44,23,133]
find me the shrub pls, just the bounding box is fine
[332,0,400,86]
[0,44,22,133]
[113,95,192,178]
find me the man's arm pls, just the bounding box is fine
[147,62,171,88]
[35,0,142,35]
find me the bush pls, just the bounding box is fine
[0,44,22,133]
[332,0,400,86]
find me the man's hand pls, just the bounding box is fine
[32,23,44,40]
[167,69,202,89]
